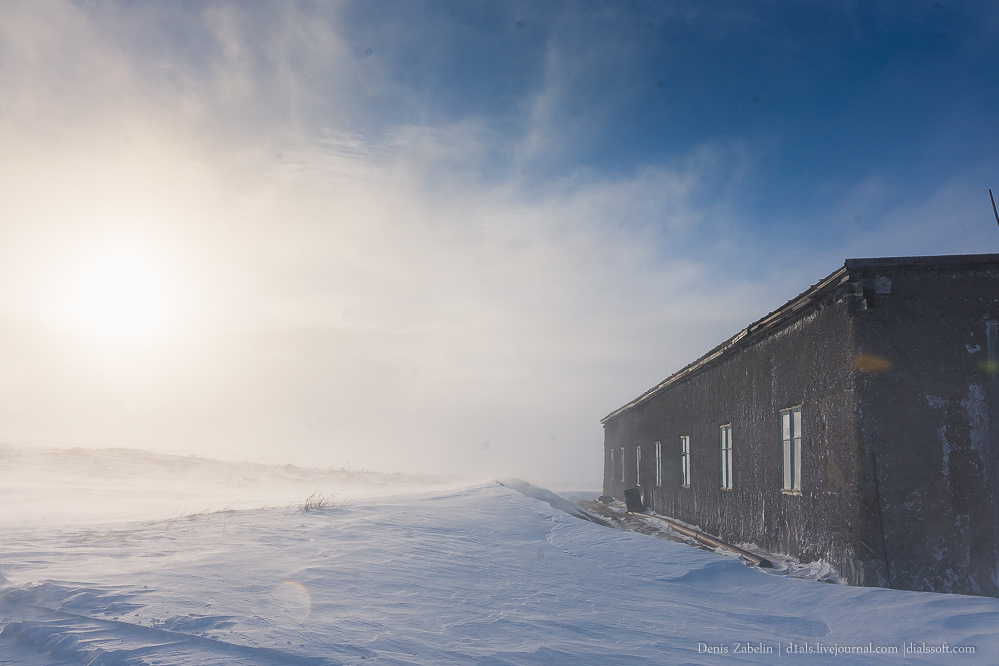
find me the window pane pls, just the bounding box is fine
[793,435,802,491]
[720,430,725,488]
[720,426,732,489]
[636,445,641,485]
[782,408,802,491]
[783,439,792,489]
[727,445,733,488]
[655,441,662,486]
[680,436,689,486]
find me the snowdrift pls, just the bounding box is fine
[1,446,997,663]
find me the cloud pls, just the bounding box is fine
[133,124,773,483]
[5,1,990,487]
[0,53,766,484]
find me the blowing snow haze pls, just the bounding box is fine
[1,2,998,488]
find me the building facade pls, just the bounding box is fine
[602,254,999,596]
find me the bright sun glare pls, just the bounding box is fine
[65,245,175,345]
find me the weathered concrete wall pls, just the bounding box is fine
[603,255,999,596]
[603,405,655,498]
[853,261,999,596]
[603,287,873,584]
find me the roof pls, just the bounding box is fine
[601,253,999,424]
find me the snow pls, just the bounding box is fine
[2,446,999,664]
[592,503,846,584]
[0,444,462,528]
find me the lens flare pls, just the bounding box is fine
[272,580,312,622]
[853,354,892,373]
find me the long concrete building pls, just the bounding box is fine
[602,254,999,596]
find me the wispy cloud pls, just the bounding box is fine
[1,1,996,486]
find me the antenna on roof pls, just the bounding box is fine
[992,189,999,230]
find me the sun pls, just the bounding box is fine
[65,244,175,345]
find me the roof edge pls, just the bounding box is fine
[601,253,999,424]
[845,253,999,271]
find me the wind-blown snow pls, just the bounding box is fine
[1,446,998,664]
[496,478,608,526]
[0,444,463,527]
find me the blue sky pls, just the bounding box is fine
[0,1,997,487]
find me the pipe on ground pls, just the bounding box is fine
[629,511,774,568]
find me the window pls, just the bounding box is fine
[655,441,662,486]
[720,425,733,490]
[680,435,690,487]
[636,445,642,485]
[609,448,615,483]
[620,447,625,482]
[781,407,802,492]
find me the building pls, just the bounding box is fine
[601,254,999,596]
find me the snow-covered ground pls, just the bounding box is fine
[2,446,998,664]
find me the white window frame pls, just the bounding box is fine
[619,447,625,483]
[609,448,615,483]
[680,435,690,488]
[636,445,642,486]
[720,424,733,490]
[781,406,802,492]
[655,441,662,487]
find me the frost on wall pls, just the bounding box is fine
[915,380,995,595]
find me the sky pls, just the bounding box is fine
[1,1,998,488]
